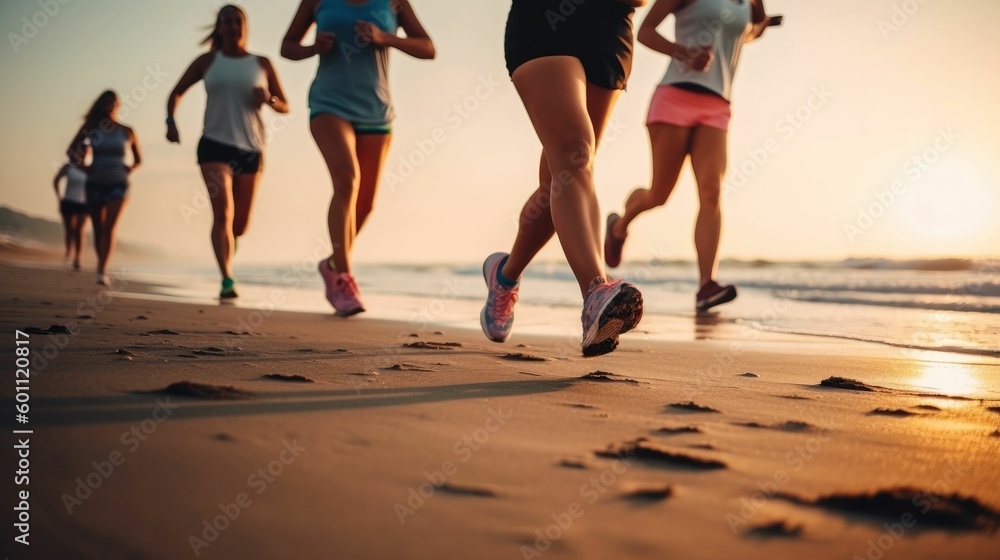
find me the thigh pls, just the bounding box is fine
[200,163,234,213]
[232,173,260,220]
[356,133,392,195]
[512,57,594,159]
[689,125,728,195]
[310,114,359,184]
[648,123,694,191]
[536,83,623,188]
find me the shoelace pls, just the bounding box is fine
[491,287,519,323]
[339,274,361,298]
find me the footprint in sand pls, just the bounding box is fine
[620,483,673,502]
[654,426,702,436]
[262,374,315,383]
[579,371,640,384]
[867,408,917,417]
[439,482,501,497]
[402,341,462,350]
[734,421,816,432]
[502,352,548,362]
[818,376,879,392]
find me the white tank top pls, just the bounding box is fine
[659,0,752,101]
[62,164,87,204]
[202,52,268,152]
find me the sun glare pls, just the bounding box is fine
[912,362,981,396]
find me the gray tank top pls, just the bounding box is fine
[88,126,129,184]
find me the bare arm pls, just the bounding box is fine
[638,0,713,71]
[281,0,324,61]
[53,165,68,198]
[746,0,770,42]
[357,0,435,60]
[166,53,213,143]
[127,127,142,173]
[67,129,88,169]
[257,57,291,114]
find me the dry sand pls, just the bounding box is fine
[2,260,998,560]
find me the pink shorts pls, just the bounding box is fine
[646,85,732,131]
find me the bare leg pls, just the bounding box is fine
[201,164,236,279]
[689,125,728,285]
[69,214,86,268]
[311,115,359,275]
[613,123,692,239]
[88,205,105,272]
[511,57,606,296]
[503,83,622,281]
[232,172,260,238]
[97,198,127,276]
[355,133,392,234]
[61,211,72,258]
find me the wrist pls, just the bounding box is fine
[166,117,175,125]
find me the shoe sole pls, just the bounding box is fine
[583,284,643,357]
[335,307,366,318]
[480,253,510,343]
[696,286,737,311]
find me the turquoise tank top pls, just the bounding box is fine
[308,0,399,125]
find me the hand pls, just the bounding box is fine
[355,21,391,47]
[681,45,714,72]
[251,86,271,107]
[313,32,335,55]
[166,121,179,143]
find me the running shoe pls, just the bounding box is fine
[695,280,737,311]
[581,277,643,357]
[604,213,626,269]
[333,272,366,317]
[318,259,340,308]
[480,252,519,342]
[220,277,238,299]
[96,273,109,287]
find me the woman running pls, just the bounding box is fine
[480,0,646,357]
[167,4,289,299]
[53,151,89,271]
[281,0,435,316]
[604,0,776,311]
[68,90,142,286]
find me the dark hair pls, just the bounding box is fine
[82,90,116,133]
[201,4,247,51]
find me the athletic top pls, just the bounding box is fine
[61,164,88,204]
[88,126,129,184]
[203,52,268,152]
[308,0,399,125]
[659,0,752,101]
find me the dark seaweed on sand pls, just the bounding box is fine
[263,374,315,383]
[502,352,548,362]
[819,377,875,391]
[868,408,915,417]
[580,371,639,383]
[596,438,726,470]
[142,381,253,400]
[778,488,1000,533]
[655,426,702,435]
[622,485,673,501]
[747,521,803,538]
[667,401,719,413]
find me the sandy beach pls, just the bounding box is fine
[2,258,999,560]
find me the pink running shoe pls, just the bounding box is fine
[604,213,627,269]
[318,259,366,316]
[334,272,366,317]
[581,277,643,357]
[480,252,519,342]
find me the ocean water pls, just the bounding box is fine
[119,257,1000,358]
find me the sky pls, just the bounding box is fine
[1,0,998,266]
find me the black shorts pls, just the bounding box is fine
[60,200,89,216]
[197,137,262,174]
[85,181,129,206]
[504,0,636,91]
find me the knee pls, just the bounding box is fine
[547,138,596,181]
[331,168,360,197]
[698,185,722,210]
